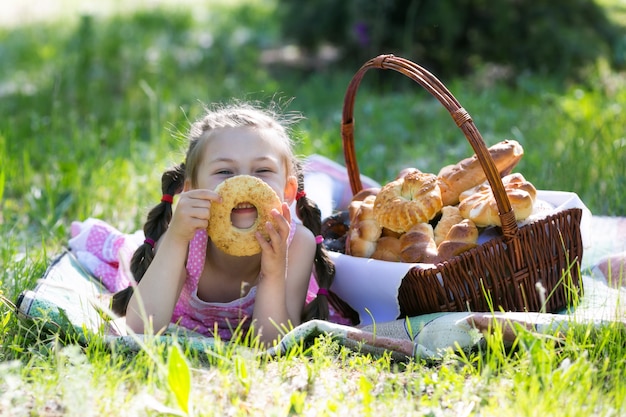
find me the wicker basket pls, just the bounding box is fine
[341,54,584,316]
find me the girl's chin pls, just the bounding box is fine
[232,220,256,230]
[230,212,258,230]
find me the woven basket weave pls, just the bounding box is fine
[341,55,584,315]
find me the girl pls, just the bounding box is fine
[111,102,355,345]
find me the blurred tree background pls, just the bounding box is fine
[1,0,625,235]
[277,0,626,80]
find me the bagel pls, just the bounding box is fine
[373,170,443,234]
[207,175,282,256]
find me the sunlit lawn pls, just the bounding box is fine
[1,1,625,415]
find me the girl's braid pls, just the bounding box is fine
[111,163,186,315]
[295,162,358,324]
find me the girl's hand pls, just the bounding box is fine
[168,189,221,243]
[256,202,291,282]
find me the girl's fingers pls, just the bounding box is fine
[273,206,291,234]
[171,211,209,230]
[180,189,222,210]
[256,226,281,255]
[267,211,290,246]
[280,202,291,224]
[177,189,222,220]
[169,190,219,235]
[175,203,211,221]
[185,188,222,202]
[255,230,272,250]
[264,219,282,244]
[190,206,211,221]
[258,210,290,249]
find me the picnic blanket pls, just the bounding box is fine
[15,155,626,361]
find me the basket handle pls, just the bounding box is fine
[341,54,519,238]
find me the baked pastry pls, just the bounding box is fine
[399,223,439,263]
[370,236,403,262]
[437,139,524,206]
[458,173,537,227]
[433,205,465,246]
[208,175,282,256]
[347,195,381,258]
[396,167,421,179]
[348,193,376,224]
[373,170,443,234]
[351,187,380,204]
[436,219,479,260]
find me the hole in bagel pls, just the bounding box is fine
[230,202,259,230]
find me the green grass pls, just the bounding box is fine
[1,1,625,415]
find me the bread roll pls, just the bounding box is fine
[347,195,381,258]
[371,236,403,262]
[381,227,403,239]
[434,205,464,246]
[458,173,537,227]
[399,223,439,263]
[349,194,376,223]
[436,219,479,260]
[351,187,380,204]
[347,235,378,259]
[437,139,524,206]
[396,167,421,179]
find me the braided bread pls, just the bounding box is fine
[436,218,479,261]
[433,205,464,246]
[437,140,524,206]
[458,173,537,227]
[399,223,439,263]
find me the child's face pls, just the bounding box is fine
[193,126,296,228]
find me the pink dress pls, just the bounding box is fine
[172,223,350,340]
[171,229,257,340]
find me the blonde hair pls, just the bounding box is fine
[185,102,299,188]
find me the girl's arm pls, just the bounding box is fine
[125,189,218,334]
[125,230,189,334]
[253,207,316,345]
